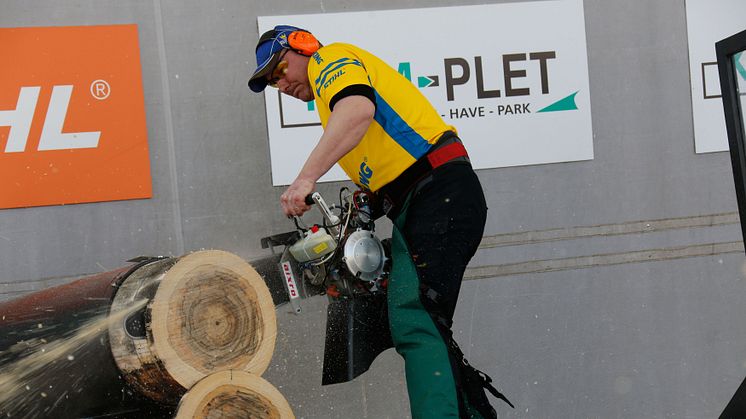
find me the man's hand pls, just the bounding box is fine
[281,178,315,216]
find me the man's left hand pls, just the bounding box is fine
[281,178,315,216]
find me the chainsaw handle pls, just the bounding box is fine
[306,192,341,234]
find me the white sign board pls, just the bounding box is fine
[686,0,746,153]
[259,0,594,186]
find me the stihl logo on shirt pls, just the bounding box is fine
[282,261,300,299]
[0,25,151,209]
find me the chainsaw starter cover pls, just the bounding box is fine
[342,230,386,282]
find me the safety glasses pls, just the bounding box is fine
[267,50,289,88]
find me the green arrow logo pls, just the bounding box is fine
[538,92,579,113]
[418,75,439,88]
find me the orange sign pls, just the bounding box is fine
[0,25,151,209]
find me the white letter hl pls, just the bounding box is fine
[38,85,100,151]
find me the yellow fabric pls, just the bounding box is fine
[308,43,455,192]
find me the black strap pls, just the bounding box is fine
[447,332,515,413]
[421,284,515,415]
[479,368,516,409]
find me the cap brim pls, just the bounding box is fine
[248,49,284,93]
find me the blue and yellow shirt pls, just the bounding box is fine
[308,43,455,192]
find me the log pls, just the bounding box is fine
[0,250,277,418]
[174,370,294,419]
[110,250,277,404]
[0,261,169,418]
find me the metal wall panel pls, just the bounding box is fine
[2,1,745,418]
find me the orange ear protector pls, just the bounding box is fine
[287,30,321,56]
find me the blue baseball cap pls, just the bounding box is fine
[248,25,304,93]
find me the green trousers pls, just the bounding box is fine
[387,163,489,419]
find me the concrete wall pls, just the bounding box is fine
[2,1,746,418]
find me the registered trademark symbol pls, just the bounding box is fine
[90,80,110,100]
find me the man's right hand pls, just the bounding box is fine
[281,177,315,217]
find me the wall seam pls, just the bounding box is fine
[479,212,741,249]
[153,0,185,255]
[466,240,745,280]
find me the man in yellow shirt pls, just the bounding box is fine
[248,25,511,418]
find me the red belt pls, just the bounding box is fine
[427,141,468,168]
[378,131,470,217]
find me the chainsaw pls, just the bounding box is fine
[257,187,393,385]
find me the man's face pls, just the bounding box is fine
[270,50,313,102]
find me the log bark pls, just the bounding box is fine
[174,370,294,419]
[0,263,164,418]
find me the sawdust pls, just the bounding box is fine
[0,299,147,418]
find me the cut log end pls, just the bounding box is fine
[110,250,277,404]
[167,266,263,366]
[176,371,294,419]
[151,250,277,387]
